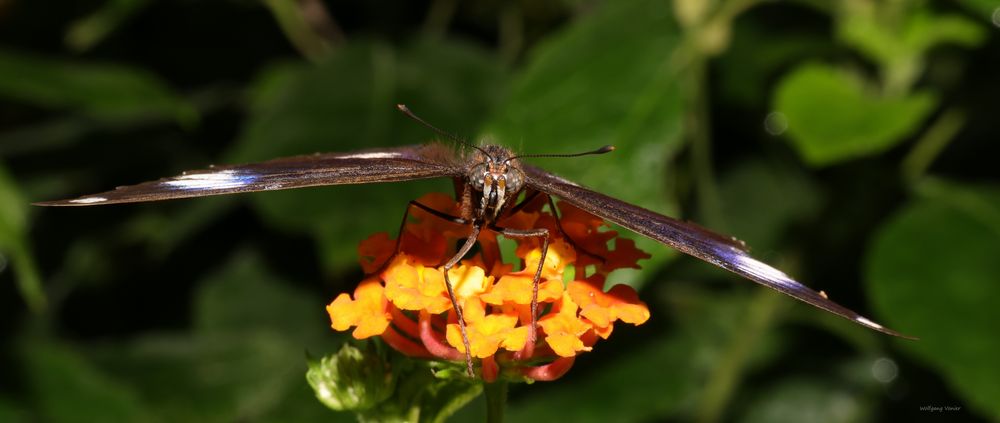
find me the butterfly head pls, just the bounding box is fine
[469,145,525,220]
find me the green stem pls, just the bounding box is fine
[9,241,47,313]
[262,0,333,61]
[695,289,782,423]
[901,108,966,183]
[498,4,524,66]
[484,380,508,423]
[684,56,725,229]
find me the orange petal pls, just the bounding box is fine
[448,262,493,301]
[519,238,576,280]
[399,226,449,266]
[590,322,614,339]
[446,300,528,358]
[383,255,452,314]
[602,238,653,272]
[357,232,395,274]
[326,278,391,339]
[538,293,592,356]
[411,192,470,239]
[480,272,563,306]
[557,201,604,230]
[568,277,650,331]
[605,284,650,324]
[461,297,487,324]
[496,207,541,231]
[544,332,589,357]
[539,313,591,357]
[413,192,462,219]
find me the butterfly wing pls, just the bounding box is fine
[523,164,912,338]
[35,144,462,206]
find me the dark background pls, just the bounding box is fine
[1,0,998,421]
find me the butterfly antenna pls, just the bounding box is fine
[396,104,487,155]
[508,145,615,162]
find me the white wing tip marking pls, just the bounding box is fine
[855,316,884,330]
[69,196,108,204]
[734,255,793,286]
[338,152,403,159]
[163,169,256,190]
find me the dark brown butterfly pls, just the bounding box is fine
[35,104,913,375]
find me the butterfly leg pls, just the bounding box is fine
[506,191,606,263]
[506,191,604,263]
[368,200,468,278]
[442,224,483,377]
[506,190,542,215]
[545,196,605,264]
[491,224,549,357]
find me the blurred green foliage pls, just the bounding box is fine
[0,49,195,125]
[0,162,44,311]
[1,0,998,422]
[774,63,936,165]
[867,180,1000,420]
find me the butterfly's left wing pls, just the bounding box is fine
[35,144,461,206]
[523,164,913,338]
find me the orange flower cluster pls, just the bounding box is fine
[326,192,651,381]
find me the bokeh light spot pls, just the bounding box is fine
[872,357,899,383]
[764,111,788,135]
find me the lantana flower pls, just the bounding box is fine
[326,193,651,382]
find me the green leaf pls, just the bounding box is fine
[261,379,357,422]
[739,377,874,423]
[716,159,822,251]
[484,0,685,283]
[901,12,986,54]
[507,286,787,422]
[122,196,238,258]
[0,49,195,124]
[78,250,347,422]
[716,21,830,108]
[506,335,699,422]
[21,341,153,423]
[193,250,331,347]
[839,9,985,69]
[90,332,335,422]
[229,38,506,272]
[0,117,96,156]
[0,164,27,232]
[261,0,333,60]
[376,359,482,423]
[0,163,45,311]
[774,64,935,166]
[866,181,1000,420]
[64,0,152,52]
[958,0,998,21]
[0,396,30,423]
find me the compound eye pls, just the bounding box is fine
[470,164,488,190]
[505,169,524,192]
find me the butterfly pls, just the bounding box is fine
[36,104,912,375]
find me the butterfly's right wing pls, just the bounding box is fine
[523,164,914,339]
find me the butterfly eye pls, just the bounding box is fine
[469,163,488,190]
[505,168,524,194]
